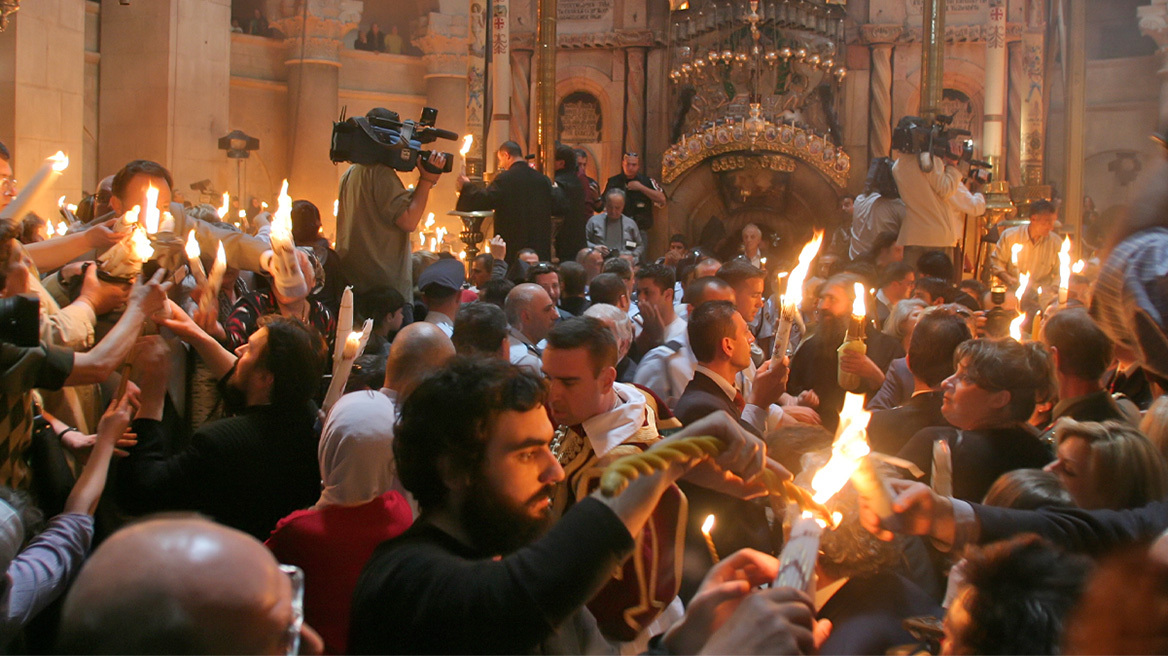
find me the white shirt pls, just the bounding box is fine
[634,332,697,409]
[662,314,687,343]
[891,153,963,248]
[423,310,454,338]
[694,364,767,434]
[849,193,906,259]
[946,182,986,235]
[579,382,650,458]
[508,326,542,375]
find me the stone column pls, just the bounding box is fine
[275,0,360,236]
[624,46,648,157]
[1139,0,1168,133]
[414,12,469,218]
[510,47,533,155]
[1019,0,1046,188]
[1007,41,1023,186]
[862,25,902,162]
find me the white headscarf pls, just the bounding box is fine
[316,391,398,509]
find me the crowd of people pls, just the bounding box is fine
[2,102,1168,655]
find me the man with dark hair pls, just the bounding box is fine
[787,274,905,431]
[990,199,1061,289]
[601,255,634,295]
[588,272,631,311]
[603,152,665,239]
[558,261,589,316]
[554,143,589,262]
[634,262,684,344]
[355,286,406,356]
[516,247,540,266]
[574,148,602,213]
[913,276,956,306]
[479,277,514,308]
[504,283,558,374]
[417,259,465,337]
[874,262,915,324]
[526,261,571,321]
[916,249,955,282]
[850,157,905,261]
[1040,308,1128,435]
[452,302,510,360]
[350,357,777,653]
[291,199,344,313]
[943,535,1091,655]
[585,188,643,263]
[458,141,560,262]
[121,311,328,540]
[715,259,767,398]
[467,238,508,291]
[337,111,448,313]
[635,277,735,408]
[867,307,971,454]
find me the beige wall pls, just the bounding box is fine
[0,0,87,217]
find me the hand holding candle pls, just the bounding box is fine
[836,283,869,391]
[184,230,207,287]
[199,241,227,317]
[322,319,373,412]
[263,180,308,299]
[700,515,720,564]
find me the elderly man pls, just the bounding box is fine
[603,152,666,240]
[583,303,638,382]
[585,189,643,263]
[57,517,324,654]
[741,223,764,268]
[504,282,558,374]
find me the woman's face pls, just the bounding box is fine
[940,358,1008,430]
[1045,436,1100,508]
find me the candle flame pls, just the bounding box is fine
[45,221,55,237]
[272,180,293,240]
[217,192,230,220]
[809,393,872,506]
[1009,271,1031,341]
[852,282,867,318]
[701,514,715,535]
[130,227,154,261]
[261,201,268,210]
[782,231,824,310]
[1010,242,1023,265]
[238,209,246,220]
[458,250,466,261]
[124,205,140,225]
[460,134,474,157]
[424,212,436,229]
[1058,236,1072,301]
[56,221,66,236]
[184,230,201,259]
[66,204,77,213]
[57,195,66,209]
[143,184,160,233]
[215,241,227,267]
[49,151,68,172]
[333,199,338,217]
[1072,259,1085,274]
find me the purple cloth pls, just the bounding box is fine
[0,513,94,635]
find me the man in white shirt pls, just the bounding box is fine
[989,199,1060,289]
[504,283,558,374]
[634,262,686,344]
[741,223,764,268]
[891,119,963,268]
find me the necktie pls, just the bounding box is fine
[733,391,746,415]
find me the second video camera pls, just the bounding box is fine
[330,107,456,174]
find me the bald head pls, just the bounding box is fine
[384,321,456,397]
[505,282,557,342]
[58,517,320,655]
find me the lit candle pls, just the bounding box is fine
[200,241,227,316]
[1057,236,1071,306]
[44,221,55,238]
[836,283,868,392]
[774,511,824,594]
[0,151,68,221]
[1032,287,1044,342]
[56,221,67,236]
[1008,271,1030,341]
[333,199,339,218]
[334,286,354,366]
[217,192,230,220]
[931,439,953,497]
[142,184,161,234]
[773,231,823,361]
[459,134,474,175]
[322,320,373,412]
[700,514,720,564]
[184,230,207,287]
[261,180,308,300]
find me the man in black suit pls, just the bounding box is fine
[867,307,970,455]
[874,261,916,325]
[672,301,787,601]
[457,141,561,263]
[118,311,327,541]
[788,274,906,431]
[603,152,665,239]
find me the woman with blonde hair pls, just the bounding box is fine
[1046,418,1168,510]
[1140,395,1168,460]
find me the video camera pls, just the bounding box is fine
[892,114,988,173]
[0,293,40,347]
[330,107,456,174]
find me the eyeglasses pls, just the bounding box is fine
[279,564,305,656]
[1,177,16,194]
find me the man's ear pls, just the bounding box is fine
[1049,345,1061,375]
[720,336,735,361]
[599,365,617,394]
[987,388,1011,410]
[437,455,469,498]
[109,195,124,215]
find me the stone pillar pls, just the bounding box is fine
[276,1,359,237]
[1019,1,1046,188]
[0,0,86,217]
[1007,41,1023,186]
[414,11,469,218]
[98,0,231,203]
[624,47,647,157]
[861,25,901,162]
[1139,0,1168,133]
[510,47,533,155]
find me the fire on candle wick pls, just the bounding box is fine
[700,515,719,564]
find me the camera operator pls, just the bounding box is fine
[336,108,448,322]
[891,117,964,270]
[946,158,988,279]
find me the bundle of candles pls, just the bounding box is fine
[772,231,823,361]
[97,183,180,280]
[260,180,308,299]
[185,230,227,316]
[322,287,374,412]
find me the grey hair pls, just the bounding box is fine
[584,303,633,361]
[883,298,928,339]
[604,187,627,203]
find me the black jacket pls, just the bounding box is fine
[118,404,320,541]
[554,169,588,261]
[788,325,905,432]
[899,424,1052,502]
[818,570,943,656]
[458,162,561,263]
[867,390,951,456]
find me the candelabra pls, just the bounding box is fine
[450,210,494,263]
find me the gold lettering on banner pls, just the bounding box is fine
[559,0,613,22]
[711,154,797,174]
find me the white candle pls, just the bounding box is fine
[1058,236,1071,306]
[334,286,354,365]
[774,512,823,594]
[323,325,370,412]
[143,184,160,233]
[199,241,227,317]
[772,231,823,361]
[0,151,68,221]
[931,439,953,497]
[264,180,308,299]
